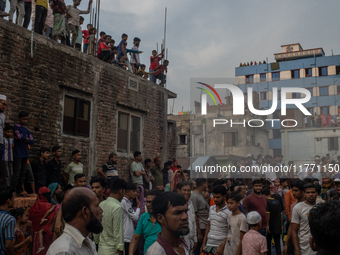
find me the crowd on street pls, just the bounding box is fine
[1,95,340,255]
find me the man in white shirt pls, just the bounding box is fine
[130,37,143,72]
[121,183,141,255]
[291,183,318,255]
[201,185,231,255]
[47,187,103,255]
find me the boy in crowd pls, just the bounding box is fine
[224,192,248,255]
[1,124,14,186]
[137,64,150,79]
[31,147,50,192]
[75,16,84,51]
[154,60,169,86]
[149,49,164,83]
[242,211,267,255]
[98,31,106,44]
[97,35,113,62]
[0,95,7,173]
[90,176,107,203]
[12,111,34,196]
[262,186,282,255]
[66,0,92,48]
[201,185,231,255]
[291,183,317,255]
[130,37,143,73]
[74,173,87,187]
[121,183,140,255]
[117,33,139,73]
[82,23,93,53]
[0,187,16,254]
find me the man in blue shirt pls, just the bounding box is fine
[128,189,162,255]
[0,186,16,255]
[12,111,34,196]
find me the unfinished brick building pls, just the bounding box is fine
[0,19,177,181]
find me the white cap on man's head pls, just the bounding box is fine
[0,95,6,101]
[246,211,262,225]
[334,178,340,183]
[246,154,253,158]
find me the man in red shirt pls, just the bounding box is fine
[154,60,169,86]
[149,49,164,83]
[82,23,92,53]
[243,179,267,237]
[97,35,112,62]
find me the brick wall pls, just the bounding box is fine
[0,19,177,182]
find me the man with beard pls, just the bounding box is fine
[46,187,103,255]
[97,178,127,255]
[291,183,318,255]
[243,179,267,237]
[201,185,231,255]
[97,153,119,189]
[146,192,190,255]
[129,189,162,255]
[177,181,197,254]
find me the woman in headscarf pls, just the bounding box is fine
[28,187,56,255]
[47,183,62,205]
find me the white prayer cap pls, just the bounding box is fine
[0,95,6,101]
[246,211,262,225]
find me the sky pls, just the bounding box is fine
[6,0,340,114]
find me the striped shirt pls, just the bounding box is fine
[206,204,231,247]
[0,210,16,255]
[3,138,14,161]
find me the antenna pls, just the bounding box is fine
[164,7,167,56]
[97,0,100,43]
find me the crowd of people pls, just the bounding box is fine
[2,95,340,255]
[304,112,340,128]
[239,61,267,67]
[0,0,169,86]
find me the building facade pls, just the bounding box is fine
[281,128,340,166]
[235,43,340,156]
